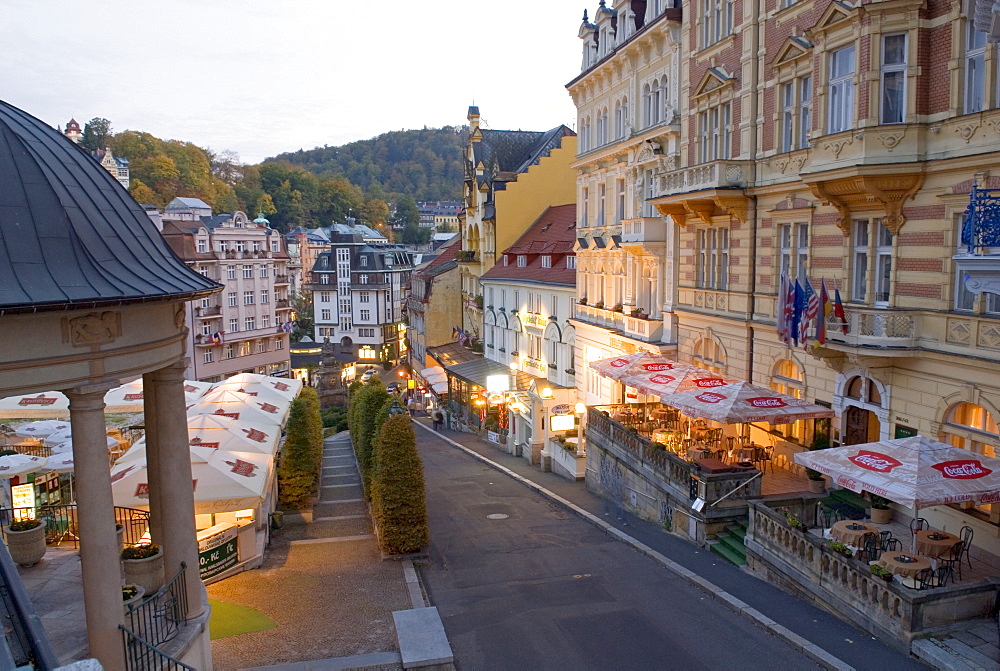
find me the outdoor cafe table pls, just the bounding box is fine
[830,520,879,546]
[916,529,960,558]
[876,552,933,578]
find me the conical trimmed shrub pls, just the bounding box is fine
[372,414,428,555]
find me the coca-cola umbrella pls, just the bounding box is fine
[660,381,835,425]
[794,435,1000,510]
[621,366,738,398]
[589,352,700,381]
[110,446,271,515]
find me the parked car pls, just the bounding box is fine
[386,382,400,393]
[361,370,375,382]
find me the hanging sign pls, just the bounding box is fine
[197,524,239,580]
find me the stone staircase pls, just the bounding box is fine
[708,520,747,566]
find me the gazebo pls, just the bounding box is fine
[0,100,221,668]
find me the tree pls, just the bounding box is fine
[81,117,112,151]
[393,195,420,228]
[402,223,431,246]
[372,414,428,555]
[348,381,391,496]
[256,193,277,217]
[436,222,456,233]
[208,148,243,184]
[277,392,323,509]
[128,179,158,206]
[360,198,389,226]
[290,291,313,343]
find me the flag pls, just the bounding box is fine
[833,280,849,334]
[816,279,829,345]
[211,332,223,345]
[776,272,788,345]
[784,273,796,347]
[790,278,804,347]
[801,276,819,349]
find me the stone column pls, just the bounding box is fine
[65,385,125,671]
[147,361,206,617]
[141,372,163,545]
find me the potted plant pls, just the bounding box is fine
[612,304,624,313]
[121,544,164,595]
[827,541,853,559]
[806,432,831,493]
[4,518,46,567]
[869,495,892,524]
[122,583,145,614]
[869,565,894,582]
[785,512,808,531]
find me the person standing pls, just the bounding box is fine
[432,408,444,430]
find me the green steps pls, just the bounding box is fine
[828,489,869,510]
[709,520,748,566]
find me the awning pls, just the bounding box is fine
[445,358,534,391]
[420,366,447,384]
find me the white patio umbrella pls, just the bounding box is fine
[213,373,302,402]
[660,381,835,425]
[0,393,69,419]
[118,414,279,463]
[198,387,290,414]
[103,380,147,413]
[47,433,120,451]
[14,420,71,439]
[186,390,285,428]
[110,446,270,514]
[0,454,48,479]
[589,352,697,381]
[621,366,738,398]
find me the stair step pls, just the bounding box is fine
[727,525,746,541]
[708,540,746,566]
[717,532,746,555]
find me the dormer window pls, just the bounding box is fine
[197,239,207,254]
[517,255,527,267]
[504,255,509,266]
[361,257,368,267]
[541,256,551,268]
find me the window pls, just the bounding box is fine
[271,239,280,252]
[529,334,541,360]
[245,316,255,331]
[651,78,662,124]
[781,82,795,153]
[360,275,369,284]
[251,241,260,253]
[260,290,269,304]
[229,318,239,333]
[955,216,1000,313]
[240,340,251,357]
[851,218,892,304]
[275,338,284,350]
[696,228,730,290]
[643,169,655,217]
[321,309,331,320]
[541,256,551,268]
[360,309,371,321]
[700,0,732,47]
[235,240,246,252]
[262,314,271,328]
[942,402,1000,516]
[598,183,606,227]
[224,345,234,359]
[781,78,811,152]
[799,77,812,149]
[260,265,269,278]
[517,255,527,267]
[966,23,988,114]
[779,224,809,280]
[227,292,237,307]
[203,350,214,364]
[567,256,576,270]
[581,187,589,228]
[243,291,254,305]
[692,338,726,374]
[360,291,371,303]
[616,178,626,223]
[320,291,331,302]
[197,239,207,253]
[201,322,210,335]
[881,34,907,124]
[243,266,253,279]
[360,256,368,267]
[258,340,268,354]
[828,45,856,133]
[226,265,236,280]
[770,360,810,444]
[201,298,210,308]
[698,104,731,162]
[642,83,653,127]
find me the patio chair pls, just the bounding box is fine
[939,541,965,581]
[882,538,902,552]
[751,446,774,473]
[878,531,894,549]
[901,568,934,590]
[909,517,928,535]
[959,526,974,572]
[816,505,841,529]
[931,565,955,588]
[858,534,881,563]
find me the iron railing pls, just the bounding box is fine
[963,184,1000,253]
[0,527,59,669]
[120,626,194,671]
[125,562,190,650]
[0,505,150,550]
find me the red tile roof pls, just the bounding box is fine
[481,205,576,286]
[417,237,463,276]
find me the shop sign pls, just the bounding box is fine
[550,415,575,432]
[198,525,239,579]
[550,404,573,415]
[487,431,500,444]
[11,483,34,520]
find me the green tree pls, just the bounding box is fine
[348,380,391,496]
[372,414,428,555]
[393,195,420,228]
[290,291,313,343]
[360,198,389,226]
[278,392,323,508]
[436,222,456,233]
[81,117,113,151]
[256,193,277,217]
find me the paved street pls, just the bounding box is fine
[415,424,820,671]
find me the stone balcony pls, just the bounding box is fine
[658,159,753,194]
[620,217,668,244]
[823,308,918,350]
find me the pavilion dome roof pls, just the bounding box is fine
[0,100,220,313]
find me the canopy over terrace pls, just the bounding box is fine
[794,435,1000,509]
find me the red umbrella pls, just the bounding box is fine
[589,352,698,381]
[621,366,737,397]
[662,381,834,425]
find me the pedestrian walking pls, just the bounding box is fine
[432,408,444,431]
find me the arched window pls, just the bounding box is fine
[692,338,725,374]
[942,402,999,458]
[642,84,652,128]
[659,77,669,121]
[614,100,623,139]
[621,96,629,135]
[771,359,808,444]
[651,78,662,124]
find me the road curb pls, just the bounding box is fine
[415,422,855,671]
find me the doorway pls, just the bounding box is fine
[844,405,880,445]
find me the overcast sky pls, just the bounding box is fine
[2,0,587,164]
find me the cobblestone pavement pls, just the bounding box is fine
[207,432,409,671]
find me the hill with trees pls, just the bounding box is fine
[268,126,466,203]
[75,117,465,234]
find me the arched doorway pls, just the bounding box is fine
[840,374,884,445]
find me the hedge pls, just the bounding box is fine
[277,390,323,509]
[372,414,428,554]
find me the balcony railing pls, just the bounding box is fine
[659,159,752,194]
[273,274,290,284]
[0,528,59,669]
[455,250,479,263]
[194,306,221,318]
[575,303,626,330]
[620,217,668,244]
[624,315,662,342]
[275,299,290,309]
[824,308,916,349]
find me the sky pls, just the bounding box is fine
[2,0,587,164]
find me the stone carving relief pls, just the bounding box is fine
[946,319,972,346]
[61,311,122,347]
[978,323,1000,350]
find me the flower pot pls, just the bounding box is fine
[122,550,164,595]
[5,523,47,567]
[123,584,145,615]
[807,478,826,494]
[870,507,891,524]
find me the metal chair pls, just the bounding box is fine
[878,530,894,550]
[858,534,881,563]
[902,567,934,590]
[959,525,974,572]
[931,565,955,588]
[882,538,902,552]
[939,540,965,581]
[909,517,928,535]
